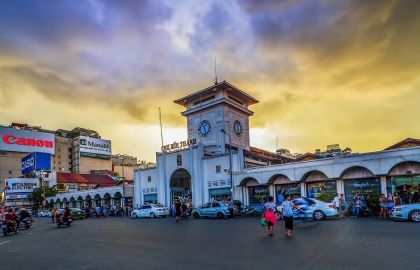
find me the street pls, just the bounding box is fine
[0,216,418,270]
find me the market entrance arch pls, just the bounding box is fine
[169,168,192,204]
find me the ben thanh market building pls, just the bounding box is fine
[133,81,420,207]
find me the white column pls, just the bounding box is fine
[380,176,387,195]
[336,179,344,195]
[270,185,276,201]
[300,183,307,197]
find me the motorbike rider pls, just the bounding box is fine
[4,208,18,232]
[62,207,71,222]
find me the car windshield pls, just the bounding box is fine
[152,204,164,207]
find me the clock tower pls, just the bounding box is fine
[174,81,259,154]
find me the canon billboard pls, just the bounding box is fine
[0,127,55,154]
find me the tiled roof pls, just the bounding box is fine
[57,173,116,187]
[384,138,420,150]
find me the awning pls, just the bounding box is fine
[209,188,232,196]
[143,194,157,201]
[392,176,420,186]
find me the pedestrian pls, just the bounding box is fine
[393,192,401,207]
[181,201,187,218]
[379,194,386,219]
[51,208,56,223]
[280,194,299,237]
[331,194,341,218]
[386,193,394,217]
[339,194,346,217]
[263,196,277,237]
[175,198,182,223]
[227,197,234,219]
[353,195,361,217]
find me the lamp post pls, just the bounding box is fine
[121,155,127,208]
[221,129,233,200]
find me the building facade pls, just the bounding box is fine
[133,81,420,208]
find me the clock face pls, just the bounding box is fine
[234,120,242,136]
[198,120,211,137]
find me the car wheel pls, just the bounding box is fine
[409,210,420,222]
[193,212,200,219]
[132,213,137,219]
[217,212,225,219]
[313,210,325,220]
[150,213,156,218]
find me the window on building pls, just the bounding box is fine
[216,165,221,173]
[177,154,182,166]
[148,176,152,182]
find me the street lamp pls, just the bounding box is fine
[221,129,233,200]
[121,155,128,208]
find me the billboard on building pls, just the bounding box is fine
[0,127,55,154]
[21,152,52,174]
[79,136,111,159]
[4,178,39,194]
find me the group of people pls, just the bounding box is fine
[262,194,299,237]
[172,198,192,223]
[1,208,32,232]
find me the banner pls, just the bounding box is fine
[78,136,111,159]
[21,152,51,174]
[5,178,39,194]
[0,127,55,154]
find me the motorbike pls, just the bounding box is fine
[19,217,33,230]
[2,220,18,236]
[56,214,73,227]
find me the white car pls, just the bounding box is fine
[276,197,338,220]
[131,204,169,218]
[37,210,52,217]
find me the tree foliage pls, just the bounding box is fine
[28,186,58,208]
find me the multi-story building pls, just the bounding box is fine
[0,124,113,198]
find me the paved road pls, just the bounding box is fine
[0,216,418,270]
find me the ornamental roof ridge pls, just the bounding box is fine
[173,80,259,106]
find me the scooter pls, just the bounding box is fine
[2,220,18,236]
[19,217,33,230]
[56,214,73,227]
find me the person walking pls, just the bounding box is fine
[175,198,182,223]
[263,196,277,237]
[227,197,234,219]
[51,208,56,223]
[280,194,299,237]
[331,194,341,218]
[379,194,386,219]
[339,194,346,218]
[386,193,394,217]
[353,194,361,217]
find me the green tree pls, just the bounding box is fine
[28,186,58,208]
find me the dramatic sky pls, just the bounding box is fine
[0,0,419,161]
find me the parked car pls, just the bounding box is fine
[70,208,84,220]
[390,203,420,222]
[131,204,169,218]
[276,197,338,220]
[37,210,51,217]
[191,201,232,219]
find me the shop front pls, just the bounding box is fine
[249,185,270,205]
[143,193,158,204]
[343,178,381,203]
[390,176,420,204]
[270,175,301,202]
[306,181,336,202]
[209,187,232,202]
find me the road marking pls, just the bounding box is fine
[0,240,10,245]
